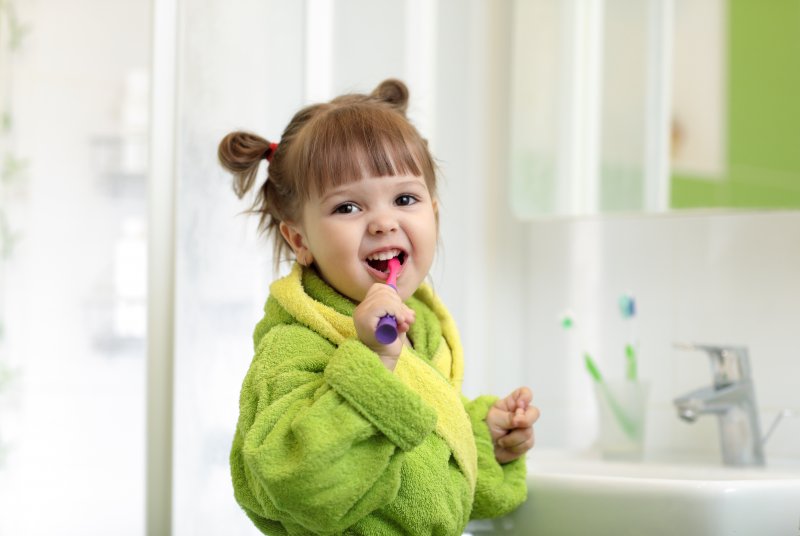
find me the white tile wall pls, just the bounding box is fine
[516,211,800,462]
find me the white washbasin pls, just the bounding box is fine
[465,449,800,536]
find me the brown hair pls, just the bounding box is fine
[218,79,438,266]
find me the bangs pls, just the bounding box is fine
[289,104,434,199]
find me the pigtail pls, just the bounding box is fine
[371,79,409,115]
[218,131,274,198]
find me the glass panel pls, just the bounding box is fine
[509,0,567,217]
[0,0,148,534]
[172,1,302,534]
[598,0,649,212]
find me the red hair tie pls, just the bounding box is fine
[266,142,279,162]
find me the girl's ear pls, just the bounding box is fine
[279,221,314,266]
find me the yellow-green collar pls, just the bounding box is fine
[273,263,464,391]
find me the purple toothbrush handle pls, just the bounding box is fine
[375,315,398,344]
[374,257,401,345]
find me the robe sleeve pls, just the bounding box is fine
[462,395,528,519]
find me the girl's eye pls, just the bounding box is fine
[396,195,418,207]
[333,203,360,214]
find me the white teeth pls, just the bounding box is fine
[366,249,401,261]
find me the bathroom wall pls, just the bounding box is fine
[421,0,800,466]
[484,211,800,462]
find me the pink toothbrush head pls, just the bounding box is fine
[375,257,402,344]
[386,257,401,289]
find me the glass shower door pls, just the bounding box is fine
[0,1,149,534]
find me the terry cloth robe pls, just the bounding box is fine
[231,264,527,535]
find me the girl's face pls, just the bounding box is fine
[281,173,438,302]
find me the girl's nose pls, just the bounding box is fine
[368,215,398,235]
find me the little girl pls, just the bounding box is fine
[219,79,539,535]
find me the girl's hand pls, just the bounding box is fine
[353,282,416,370]
[486,386,540,464]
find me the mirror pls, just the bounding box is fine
[509,0,800,217]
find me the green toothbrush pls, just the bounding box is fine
[585,353,638,439]
[625,343,638,381]
[561,312,638,439]
[584,352,603,383]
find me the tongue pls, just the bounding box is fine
[369,259,390,273]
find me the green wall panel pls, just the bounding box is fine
[671,0,800,209]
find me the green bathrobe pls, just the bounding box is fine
[231,264,527,535]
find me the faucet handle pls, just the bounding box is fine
[674,343,751,388]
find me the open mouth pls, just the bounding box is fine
[365,249,406,274]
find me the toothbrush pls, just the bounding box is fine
[585,353,638,439]
[584,352,603,383]
[618,294,638,381]
[375,257,401,344]
[625,344,638,381]
[563,313,638,440]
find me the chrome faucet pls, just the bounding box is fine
[673,343,765,466]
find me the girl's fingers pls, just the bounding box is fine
[512,405,541,428]
[364,285,415,325]
[496,427,531,448]
[502,387,533,413]
[487,408,517,437]
[528,405,541,424]
[489,388,538,438]
[491,387,538,461]
[354,283,416,354]
[497,431,535,453]
[396,306,416,333]
[513,387,533,410]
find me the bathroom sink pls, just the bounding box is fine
[464,449,800,536]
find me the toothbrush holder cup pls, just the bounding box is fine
[593,380,650,461]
